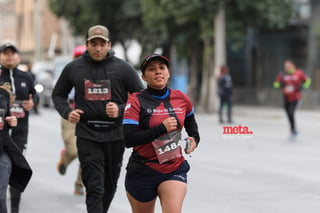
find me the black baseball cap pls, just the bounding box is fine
[0,43,19,53]
[140,54,169,73]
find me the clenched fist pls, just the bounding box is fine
[106,102,119,118]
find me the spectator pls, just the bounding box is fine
[217,65,233,124]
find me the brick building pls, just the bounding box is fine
[0,0,74,62]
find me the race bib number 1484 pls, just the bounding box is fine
[152,130,182,164]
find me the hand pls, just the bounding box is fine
[22,94,34,111]
[0,82,11,93]
[68,109,84,124]
[0,84,15,104]
[106,102,119,118]
[6,116,17,127]
[184,137,197,154]
[162,117,178,133]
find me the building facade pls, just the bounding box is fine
[0,0,74,62]
[228,0,320,109]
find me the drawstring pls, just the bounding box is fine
[9,69,16,95]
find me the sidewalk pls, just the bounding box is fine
[214,104,320,120]
[196,104,320,130]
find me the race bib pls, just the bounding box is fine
[10,101,25,118]
[284,85,294,94]
[84,79,111,101]
[152,130,182,164]
[0,109,5,130]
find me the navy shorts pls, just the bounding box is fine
[125,161,190,202]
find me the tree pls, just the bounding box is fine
[226,0,292,49]
[140,0,292,111]
[307,0,320,86]
[141,0,219,105]
[49,0,293,110]
[48,0,144,62]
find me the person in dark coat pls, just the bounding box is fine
[0,43,35,213]
[217,65,233,124]
[0,82,32,213]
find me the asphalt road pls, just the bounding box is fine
[8,105,320,213]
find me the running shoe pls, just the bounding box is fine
[57,149,67,175]
[290,130,298,141]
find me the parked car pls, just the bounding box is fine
[33,57,72,108]
[51,56,72,94]
[32,61,52,108]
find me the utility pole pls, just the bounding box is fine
[307,0,320,87]
[61,18,69,56]
[34,0,42,61]
[208,3,226,112]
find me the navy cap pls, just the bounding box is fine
[0,43,19,53]
[140,54,169,73]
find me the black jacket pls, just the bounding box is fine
[52,50,144,142]
[5,136,33,192]
[218,74,233,97]
[0,87,11,153]
[0,66,35,129]
[0,88,32,192]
